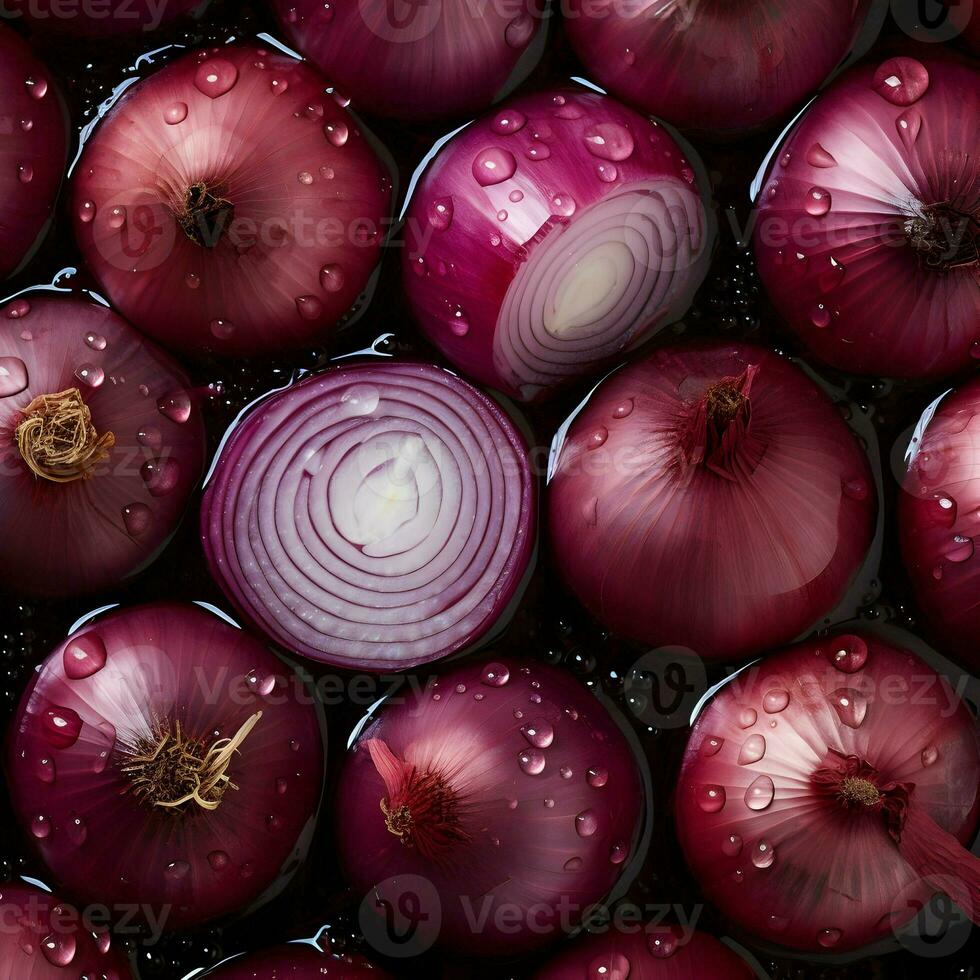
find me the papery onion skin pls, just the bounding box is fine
[270,0,546,121]
[0,296,205,598]
[201,944,388,978]
[3,0,206,36]
[403,87,713,402]
[202,361,536,671]
[335,656,644,956]
[0,881,133,978]
[548,341,876,661]
[564,0,878,138]
[675,632,980,953]
[4,603,325,932]
[533,926,753,979]
[754,55,980,379]
[899,378,980,672]
[0,26,68,280]
[72,44,391,358]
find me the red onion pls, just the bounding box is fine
[0,26,68,280]
[201,943,388,978]
[0,295,205,598]
[4,603,325,931]
[675,631,980,953]
[533,927,753,979]
[270,0,546,121]
[564,0,879,138]
[754,54,979,379]
[3,0,205,36]
[72,44,392,358]
[899,377,980,672]
[548,341,876,661]
[402,88,713,402]
[201,362,536,671]
[335,656,645,956]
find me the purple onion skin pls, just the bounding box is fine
[533,927,754,979]
[899,378,980,672]
[564,0,877,138]
[335,656,645,957]
[4,0,207,36]
[754,54,979,380]
[201,361,537,672]
[548,341,877,661]
[0,296,206,598]
[270,0,546,121]
[0,26,68,280]
[201,944,389,978]
[4,603,325,932]
[403,88,712,402]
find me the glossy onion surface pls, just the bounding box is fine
[72,44,391,357]
[403,88,712,401]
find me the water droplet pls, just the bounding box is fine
[805,187,832,217]
[481,663,510,686]
[944,535,974,563]
[744,775,775,810]
[697,784,726,813]
[157,390,192,424]
[68,814,87,846]
[701,735,724,756]
[75,364,104,388]
[164,102,188,124]
[140,458,180,497]
[779,152,792,167]
[817,927,843,948]
[827,636,869,675]
[296,295,324,320]
[722,833,743,856]
[166,860,190,880]
[560,765,573,779]
[612,398,634,419]
[78,200,97,224]
[324,121,349,147]
[448,306,470,337]
[209,318,236,340]
[738,734,767,765]
[0,356,28,397]
[208,850,230,871]
[843,477,869,501]
[811,303,831,329]
[563,856,584,871]
[583,122,635,161]
[508,189,524,204]
[491,110,526,135]
[195,59,239,98]
[428,196,454,231]
[738,707,757,729]
[752,838,775,869]
[896,109,922,151]
[521,719,555,749]
[550,193,576,217]
[5,298,30,319]
[496,209,508,222]
[31,814,50,838]
[18,163,33,184]
[587,766,608,788]
[831,688,868,728]
[873,58,929,105]
[595,162,619,183]
[920,744,940,768]
[806,143,838,168]
[609,841,628,865]
[505,12,535,47]
[647,930,679,958]
[575,809,599,837]
[473,147,517,186]
[40,933,75,967]
[519,748,546,775]
[587,426,609,449]
[43,706,82,748]
[120,502,152,538]
[340,384,381,416]
[525,143,551,161]
[64,633,107,680]
[763,689,790,713]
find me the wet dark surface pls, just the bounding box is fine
[0,1,977,977]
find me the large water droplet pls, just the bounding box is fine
[873,58,929,105]
[697,784,726,813]
[744,775,775,811]
[340,384,380,417]
[921,744,939,768]
[738,734,767,765]
[521,719,554,749]
[563,856,583,871]
[751,838,775,869]
[817,927,843,948]
[74,364,104,388]
[805,187,832,217]
[587,766,608,788]
[738,707,757,729]
[575,809,599,837]
[481,663,510,687]
[473,147,517,186]
[195,59,239,98]
[122,502,152,538]
[518,748,546,775]
[208,850,231,870]
[806,143,838,168]
[43,706,83,748]
[583,122,635,161]
[588,953,631,980]
[324,121,349,147]
[157,390,192,424]
[0,356,28,397]
[296,295,324,320]
[64,633,107,680]
[140,458,180,497]
[550,193,576,217]
[811,303,831,329]
[647,929,680,959]
[763,689,790,713]
[319,264,345,294]
[26,76,49,100]
[609,841,628,864]
[491,110,526,135]
[428,196,454,231]
[31,814,50,838]
[525,143,551,161]
[831,688,869,728]
[166,860,190,880]
[944,535,974,563]
[504,12,535,47]
[164,102,188,125]
[40,933,76,967]
[896,109,922,151]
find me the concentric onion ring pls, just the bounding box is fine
[201,362,536,670]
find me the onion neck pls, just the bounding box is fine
[15,388,115,483]
[906,201,979,272]
[366,738,470,860]
[119,712,262,812]
[178,180,235,247]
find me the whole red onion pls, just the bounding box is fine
[0,881,133,978]
[675,631,980,953]
[202,362,536,671]
[0,295,205,598]
[564,0,880,138]
[3,0,206,36]
[335,656,645,956]
[5,603,325,932]
[0,26,68,280]
[403,87,713,402]
[548,341,877,661]
[533,926,753,979]
[269,0,546,121]
[72,44,392,357]
[201,943,389,978]
[754,54,979,379]
[899,377,980,672]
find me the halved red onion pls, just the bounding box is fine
[0,295,205,598]
[403,88,713,401]
[201,362,536,671]
[336,656,645,956]
[754,54,979,379]
[270,0,546,121]
[675,632,980,953]
[4,603,325,932]
[548,341,877,661]
[201,943,388,978]
[899,377,980,672]
[72,44,392,357]
[0,881,133,978]
[3,0,206,36]
[0,25,68,279]
[534,927,754,979]
[564,1,880,138]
